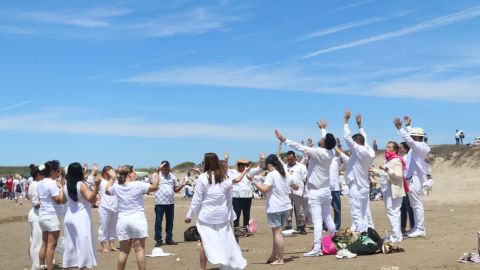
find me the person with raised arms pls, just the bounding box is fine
[98,165,118,252]
[275,128,336,257]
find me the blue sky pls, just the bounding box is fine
[1,0,480,167]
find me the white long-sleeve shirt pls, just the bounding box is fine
[398,127,430,180]
[343,124,375,191]
[186,172,235,225]
[284,139,334,190]
[320,128,341,192]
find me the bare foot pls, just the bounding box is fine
[266,258,276,264]
[110,247,118,251]
[270,260,284,265]
[101,249,110,253]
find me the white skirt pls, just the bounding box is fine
[197,220,247,270]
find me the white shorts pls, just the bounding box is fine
[117,213,148,241]
[15,192,23,199]
[39,215,60,232]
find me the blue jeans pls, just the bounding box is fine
[331,191,342,230]
[154,204,174,242]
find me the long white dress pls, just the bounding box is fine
[63,182,97,268]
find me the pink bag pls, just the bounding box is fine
[321,235,337,255]
[248,218,257,233]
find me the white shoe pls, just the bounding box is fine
[336,249,357,259]
[303,249,323,257]
[407,230,426,238]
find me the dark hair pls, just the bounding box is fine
[265,154,286,177]
[352,134,365,145]
[66,163,84,202]
[160,161,170,168]
[387,141,400,154]
[30,164,41,179]
[400,142,410,152]
[286,151,296,157]
[117,165,133,184]
[44,160,60,178]
[325,133,336,150]
[101,165,113,179]
[203,153,226,184]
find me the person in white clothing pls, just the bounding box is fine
[394,116,430,238]
[98,165,118,252]
[63,163,99,269]
[249,154,299,265]
[28,164,44,270]
[275,128,337,257]
[13,175,24,206]
[343,112,376,233]
[106,165,160,270]
[277,142,308,234]
[38,160,66,270]
[186,152,248,270]
[371,141,406,243]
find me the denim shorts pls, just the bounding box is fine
[267,209,291,228]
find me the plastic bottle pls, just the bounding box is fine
[383,231,390,245]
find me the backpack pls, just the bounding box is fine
[184,226,201,242]
[15,183,22,193]
[347,228,383,256]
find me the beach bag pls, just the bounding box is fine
[333,228,354,250]
[321,235,337,255]
[347,228,383,255]
[248,218,257,233]
[184,226,201,242]
[15,183,22,193]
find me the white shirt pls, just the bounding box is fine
[399,127,430,181]
[155,172,179,205]
[231,169,254,198]
[108,181,149,218]
[284,139,335,190]
[13,179,21,192]
[99,179,118,211]
[38,178,63,216]
[329,157,341,192]
[282,160,307,196]
[264,170,294,213]
[186,172,235,224]
[343,124,375,191]
[28,181,40,222]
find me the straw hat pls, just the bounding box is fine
[146,247,175,257]
[236,158,251,165]
[409,127,425,137]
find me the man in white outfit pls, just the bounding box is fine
[394,116,430,238]
[275,129,336,257]
[343,112,376,233]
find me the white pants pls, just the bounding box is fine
[349,184,371,233]
[381,182,403,242]
[29,221,42,270]
[407,175,425,232]
[307,188,335,250]
[98,207,118,242]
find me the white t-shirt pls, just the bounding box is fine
[155,173,179,205]
[231,169,254,198]
[285,162,307,197]
[38,178,63,216]
[99,179,118,211]
[108,181,149,218]
[264,170,294,214]
[13,179,21,192]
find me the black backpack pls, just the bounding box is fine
[184,226,201,242]
[15,183,22,193]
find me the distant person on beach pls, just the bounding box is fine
[275,127,336,257]
[62,163,99,269]
[399,142,415,234]
[105,165,160,270]
[154,161,185,247]
[13,174,24,205]
[343,112,376,233]
[38,160,66,270]
[394,116,430,238]
[455,130,460,145]
[28,164,44,270]
[98,166,118,253]
[460,130,465,145]
[6,176,14,200]
[372,139,379,152]
[186,152,247,269]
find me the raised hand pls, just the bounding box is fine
[355,114,362,127]
[306,138,313,147]
[224,152,229,161]
[403,116,411,126]
[317,119,327,129]
[92,163,99,173]
[393,118,403,130]
[274,130,286,142]
[259,152,266,161]
[190,167,201,174]
[83,163,88,172]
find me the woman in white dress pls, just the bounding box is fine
[98,165,118,252]
[62,163,100,269]
[248,154,298,265]
[38,160,65,270]
[105,165,160,270]
[185,153,248,270]
[28,164,44,270]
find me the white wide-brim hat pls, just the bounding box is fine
[146,247,175,257]
[409,127,425,137]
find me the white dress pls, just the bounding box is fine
[63,182,97,268]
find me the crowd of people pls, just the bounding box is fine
[13,112,434,270]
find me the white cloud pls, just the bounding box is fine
[1,101,35,111]
[332,0,375,13]
[305,5,480,58]
[0,25,34,34]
